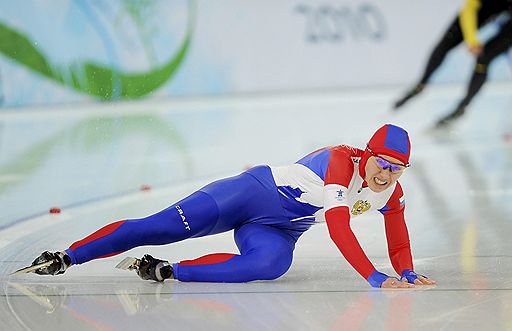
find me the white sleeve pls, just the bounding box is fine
[323,184,349,212]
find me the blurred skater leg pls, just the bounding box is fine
[436,18,512,127]
[394,17,463,109]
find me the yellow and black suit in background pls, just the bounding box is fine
[394,0,512,127]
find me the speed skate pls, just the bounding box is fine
[115,257,141,271]
[10,260,55,275]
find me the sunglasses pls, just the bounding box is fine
[367,146,409,174]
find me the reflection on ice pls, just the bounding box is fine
[1,84,512,330]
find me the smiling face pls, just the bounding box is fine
[364,154,405,192]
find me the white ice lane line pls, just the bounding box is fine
[0,179,210,252]
[0,213,73,251]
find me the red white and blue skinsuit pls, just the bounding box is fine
[65,124,416,287]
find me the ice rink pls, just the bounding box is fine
[1,83,512,330]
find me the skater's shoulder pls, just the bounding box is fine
[329,145,364,158]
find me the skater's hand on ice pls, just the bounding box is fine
[380,277,414,288]
[403,274,437,286]
[401,270,437,286]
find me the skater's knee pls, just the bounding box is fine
[251,246,293,280]
[473,62,487,75]
[476,50,496,67]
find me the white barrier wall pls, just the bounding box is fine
[0,0,510,107]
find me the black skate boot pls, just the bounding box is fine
[31,251,72,275]
[393,84,425,110]
[136,254,173,282]
[435,106,466,128]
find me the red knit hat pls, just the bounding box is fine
[368,124,411,165]
[359,124,411,177]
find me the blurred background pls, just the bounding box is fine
[1,1,512,330]
[1,0,510,227]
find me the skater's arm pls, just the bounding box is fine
[381,183,436,286]
[384,213,435,285]
[380,183,413,275]
[325,207,376,279]
[383,211,413,275]
[324,207,412,288]
[323,150,404,288]
[459,0,482,49]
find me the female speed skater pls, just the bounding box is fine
[27,124,436,288]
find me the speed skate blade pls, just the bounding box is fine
[115,257,140,270]
[10,260,55,275]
